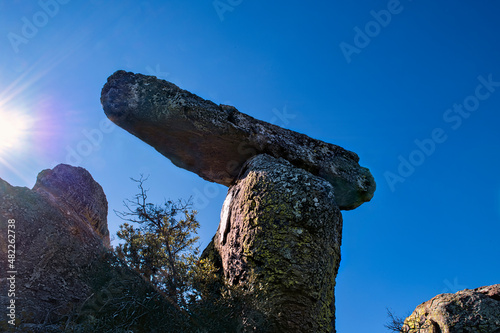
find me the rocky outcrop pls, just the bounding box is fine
[33,164,110,247]
[101,70,376,332]
[0,165,181,331]
[101,70,375,210]
[213,154,342,332]
[0,165,109,326]
[403,284,500,333]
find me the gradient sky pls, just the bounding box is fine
[1,1,500,331]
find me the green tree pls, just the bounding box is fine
[115,176,199,309]
[114,176,271,332]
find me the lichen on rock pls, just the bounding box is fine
[101,70,375,210]
[403,284,500,333]
[213,154,342,332]
[100,70,377,332]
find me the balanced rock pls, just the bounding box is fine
[213,154,342,332]
[403,284,500,333]
[101,70,375,210]
[101,70,376,332]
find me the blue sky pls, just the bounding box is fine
[1,1,499,331]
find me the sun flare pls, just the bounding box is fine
[0,108,33,154]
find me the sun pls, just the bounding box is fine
[0,108,33,154]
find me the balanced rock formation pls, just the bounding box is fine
[101,70,375,210]
[213,154,342,332]
[0,165,180,331]
[101,70,376,332]
[403,284,500,333]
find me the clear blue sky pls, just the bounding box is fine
[1,1,499,331]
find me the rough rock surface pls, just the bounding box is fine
[0,165,109,325]
[33,164,110,247]
[101,70,375,210]
[403,284,500,333]
[213,154,342,332]
[0,165,181,331]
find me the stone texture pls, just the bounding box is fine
[213,154,342,332]
[403,284,500,333]
[0,165,184,331]
[101,70,375,210]
[33,164,110,247]
[0,165,105,322]
[0,164,109,325]
[100,70,378,331]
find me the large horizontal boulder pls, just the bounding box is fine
[213,154,342,332]
[101,70,375,210]
[403,284,500,333]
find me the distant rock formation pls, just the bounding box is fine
[403,284,500,333]
[0,165,179,331]
[101,70,375,210]
[101,70,376,332]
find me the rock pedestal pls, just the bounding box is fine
[213,154,342,332]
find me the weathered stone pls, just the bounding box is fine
[0,165,181,331]
[403,284,500,333]
[213,154,342,332]
[33,164,110,246]
[101,70,375,210]
[0,165,109,326]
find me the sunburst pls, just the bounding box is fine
[0,108,33,155]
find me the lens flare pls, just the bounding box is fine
[0,108,33,154]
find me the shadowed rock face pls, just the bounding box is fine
[0,165,183,331]
[101,70,375,210]
[403,284,500,333]
[0,164,109,325]
[33,164,110,246]
[214,154,342,332]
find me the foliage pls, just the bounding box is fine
[189,258,272,332]
[385,308,425,333]
[111,176,271,332]
[2,176,271,332]
[48,175,272,332]
[385,308,407,332]
[115,176,200,309]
